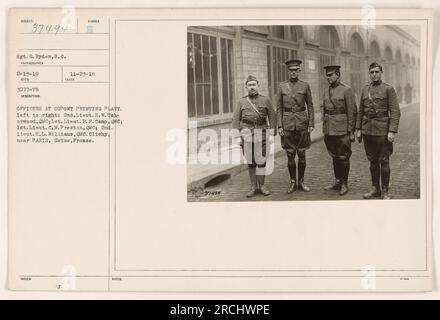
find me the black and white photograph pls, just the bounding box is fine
[4,6,434,294]
[187,24,422,202]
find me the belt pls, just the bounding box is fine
[364,110,388,119]
[284,107,305,113]
[242,118,266,126]
[324,109,346,115]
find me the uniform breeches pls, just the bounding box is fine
[283,131,309,181]
[363,135,393,190]
[241,136,267,169]
[324,134,352,183]
[281,129,311,156]
[324,134,352,160]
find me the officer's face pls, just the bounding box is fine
[326,72,339,85]
[246,80,259,95]
[288,68,300,79]
[369,67,383,82]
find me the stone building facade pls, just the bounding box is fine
[187,25,420,146]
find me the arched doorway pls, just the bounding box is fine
[384,46,393,85]
[370,40,381,61]
[395,50,403,103]
[349,32,365,99]
[405,83,413,104]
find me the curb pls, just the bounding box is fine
[187,126,325,191]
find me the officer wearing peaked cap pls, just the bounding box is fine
[321,65,357,196]
[232,75,277,198]
[356,62,401,200]
[277,59,315,194]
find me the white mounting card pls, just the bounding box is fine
[7,8,433,292]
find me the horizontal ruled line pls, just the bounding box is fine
[17,65,110,67]
[18,48,109,51]
[18,275,432,278]
[114,268,430,272]
[19,81,110,84]
[20,32,109,35]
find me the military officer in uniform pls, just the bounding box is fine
[276,59,314,193]
[356,62,401,200]
[232,75,277,197]
[321,65,357,195]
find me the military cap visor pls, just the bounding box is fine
[323,65,341,73]
[285,59,302,68]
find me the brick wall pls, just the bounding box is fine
[237,37,269,97]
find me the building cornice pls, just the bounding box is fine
[386,26,420,46]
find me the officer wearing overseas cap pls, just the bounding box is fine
[276,59,315,194]
[321,65,357,196]
[232,75,277,197]
[356,62,401,200]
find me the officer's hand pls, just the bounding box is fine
[278,127,284,137]
[356,130,362,143]
[387,132,395,143]
[308,126,314,133]
[349,132,355,143]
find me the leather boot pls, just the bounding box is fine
[287,180,297,194]
[339,180,348,195]
[381,161,391,200]
[324,159,341,190]
[297,156,310,192]
[298,179,310,192]
[382,190,391,200]
[363,186,381,199]
[363,162,381,199]
[287,155,297,194]
[324,179,341,190]
[246,166,258,198]
[339,160,349,196]
[287,155,296,181]
[246,186,258,198]
[257,175,271,196]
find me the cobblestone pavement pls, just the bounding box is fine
[188,103,420,202]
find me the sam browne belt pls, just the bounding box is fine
[283,106,306,113]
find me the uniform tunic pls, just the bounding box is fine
[322,82,357,136]
[356,81,401,161]
[276,79,314,154]
[232,93,277,165]
[321,82,357,160]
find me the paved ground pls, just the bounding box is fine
[188,103,420,202]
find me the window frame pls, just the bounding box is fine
[317,26,339,101]
[187,28,236,125]
[266,26,301,99]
